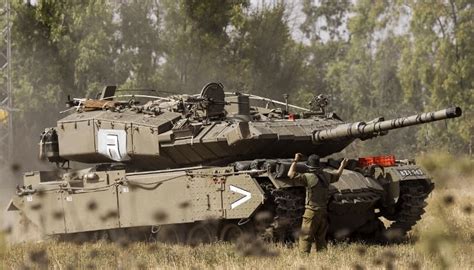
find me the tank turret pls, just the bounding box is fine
[39,83,462,170]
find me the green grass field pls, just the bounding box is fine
[1,153,472,269]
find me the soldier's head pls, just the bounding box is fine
[306,154,320,171]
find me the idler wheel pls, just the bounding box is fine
[219,223,243,242]
[186,223,217,246]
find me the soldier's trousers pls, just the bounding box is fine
[299,208,328,253]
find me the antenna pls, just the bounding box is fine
[0,0,13,165]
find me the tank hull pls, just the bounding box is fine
[8,160,433,242]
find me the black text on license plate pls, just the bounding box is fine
[398,168,424,177]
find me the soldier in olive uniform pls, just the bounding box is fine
[288,153,348,253]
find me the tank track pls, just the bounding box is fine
[256,176,432,242]
[258,179,383,241]
[387,180,433,236]
[272,187,305,237]
[259,181,305,241]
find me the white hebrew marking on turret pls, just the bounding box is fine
[98,129,130,161]
[106,134,121,160]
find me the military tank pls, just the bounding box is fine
[7,82,462,244]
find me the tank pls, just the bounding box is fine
[7,82,462,244]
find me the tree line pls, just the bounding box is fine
[6,0,473,162]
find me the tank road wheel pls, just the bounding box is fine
[154,225,184,244]
[186,223,217,246]
[107,228,129,243]
[219,223,244,243]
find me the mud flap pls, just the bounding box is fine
[383,165,432,205]
[385,165,431,182]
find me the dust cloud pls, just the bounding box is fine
[0,166,20,242]
[1,157,50,243]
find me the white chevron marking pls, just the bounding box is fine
[230,185,252,209]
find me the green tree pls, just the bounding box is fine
[11,0,117,161]
[297,0,351,114]
[117,0,162,88]
[70,1,118,95]
[158,0,249,93]
[233,3,304,99]
[398,0,473,154]
[322,0,418,156]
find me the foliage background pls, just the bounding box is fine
[4,0,472,165]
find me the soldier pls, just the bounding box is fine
[287,153,348,253]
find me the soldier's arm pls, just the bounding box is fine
[329,158,348,183]
[287,153,303,179]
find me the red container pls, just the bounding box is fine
[374,155,395,167]
[358,155,395,167]
[358,157,375,167]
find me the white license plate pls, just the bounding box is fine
[397,168,424,177]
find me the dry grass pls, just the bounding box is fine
[0,153,472,270]
[0,237,470,270]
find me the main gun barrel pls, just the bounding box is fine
[312,107,462,143]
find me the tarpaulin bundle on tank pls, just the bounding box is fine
[234,159,309,179]
[271,162,307,179]
[233,159,272,171]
